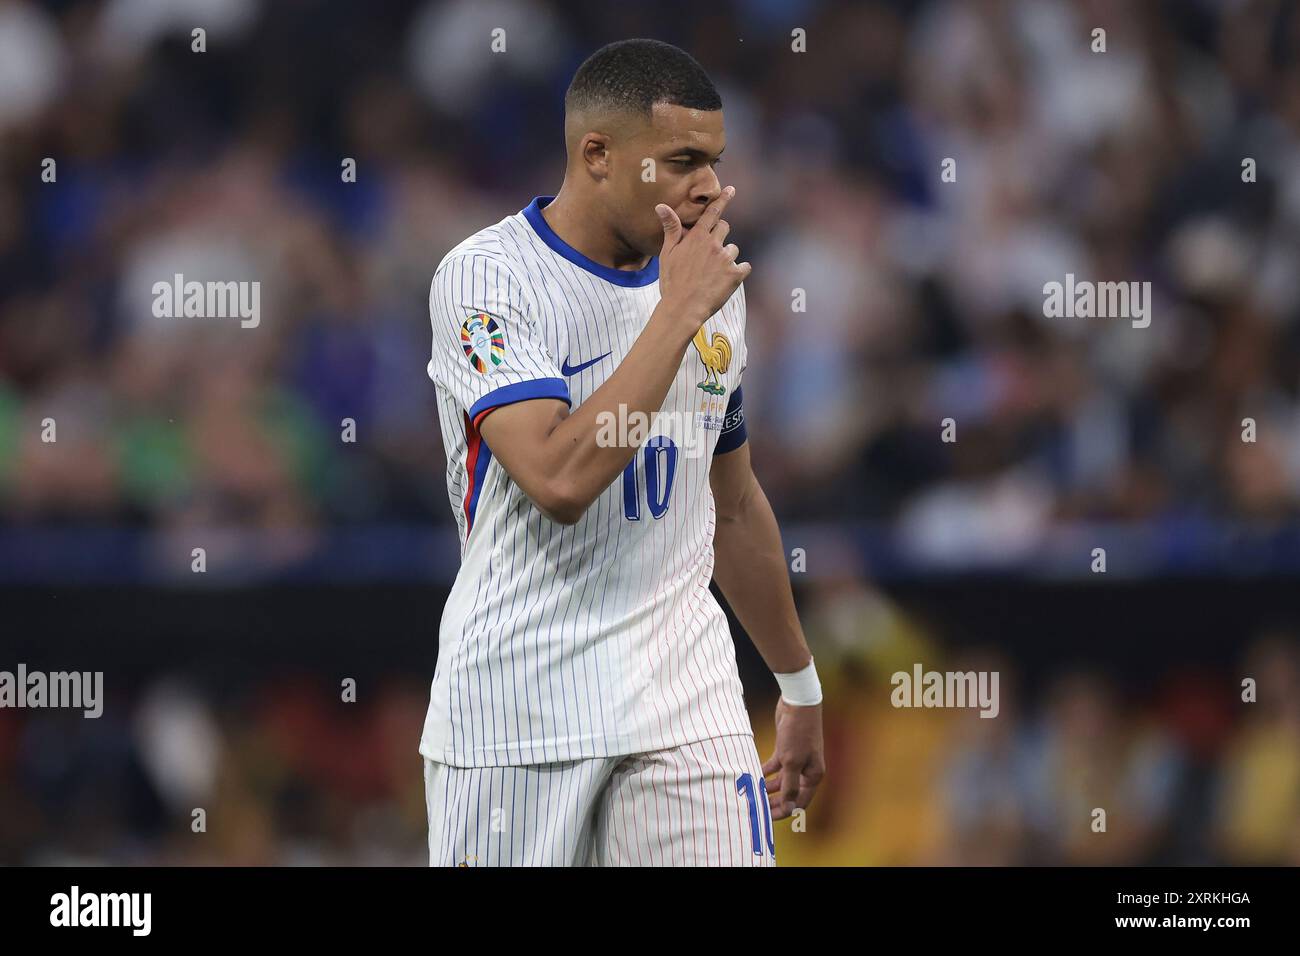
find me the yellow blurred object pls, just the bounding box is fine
[1218,718,1300,864]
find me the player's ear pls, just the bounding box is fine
[580,133,611,177]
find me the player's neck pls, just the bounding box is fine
[541,189,653,273]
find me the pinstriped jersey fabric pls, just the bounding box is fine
[420,196,752,767]
[423,735,776,866]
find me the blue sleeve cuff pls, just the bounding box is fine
[714,386,748,455]
[469,377,571,427]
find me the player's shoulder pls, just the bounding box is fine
[428,212,540,331]
[433,210,533,284]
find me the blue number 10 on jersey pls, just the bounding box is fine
[622,435,679,520]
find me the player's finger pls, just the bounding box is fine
[656,203,683,251]
[721,243,739,262]
[713,219,731,244]
[762,754,781,776]
[700,185,734,232]
[734,261,752,280]
[780,765,800,813]
[794,782,818,812]
[763,772,785,810]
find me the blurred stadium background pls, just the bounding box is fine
[2,0,1300,865]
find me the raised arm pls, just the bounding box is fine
[472,187,749,524]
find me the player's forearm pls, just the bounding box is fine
[540,303,698,520]
[712,476,812,673]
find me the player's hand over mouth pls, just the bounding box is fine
[655,185,749,331]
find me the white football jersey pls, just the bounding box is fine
[420,196,753,767]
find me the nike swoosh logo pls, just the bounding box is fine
[561,351,612,376]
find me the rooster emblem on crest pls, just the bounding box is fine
[691,328,731,395]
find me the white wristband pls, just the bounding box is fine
[774,657,822,706]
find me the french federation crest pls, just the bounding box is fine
[691,327,731,395]
[461,312,505,374]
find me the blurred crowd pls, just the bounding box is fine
[1,588,1295,865]
[1,0,1299,564]
[2,0,1300,867]
[768,578,1300,865]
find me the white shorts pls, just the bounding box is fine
[423,734,776,866]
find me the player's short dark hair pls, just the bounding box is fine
[564,39,722,121]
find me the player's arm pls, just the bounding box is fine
[479,316,693,526]
[481,187,748,525]
[710,441,810,672]
[710,438,826,819]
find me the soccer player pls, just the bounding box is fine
[421,38,825,866]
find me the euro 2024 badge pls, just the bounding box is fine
[461,312,505,374]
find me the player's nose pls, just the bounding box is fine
[693,167,722,206]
